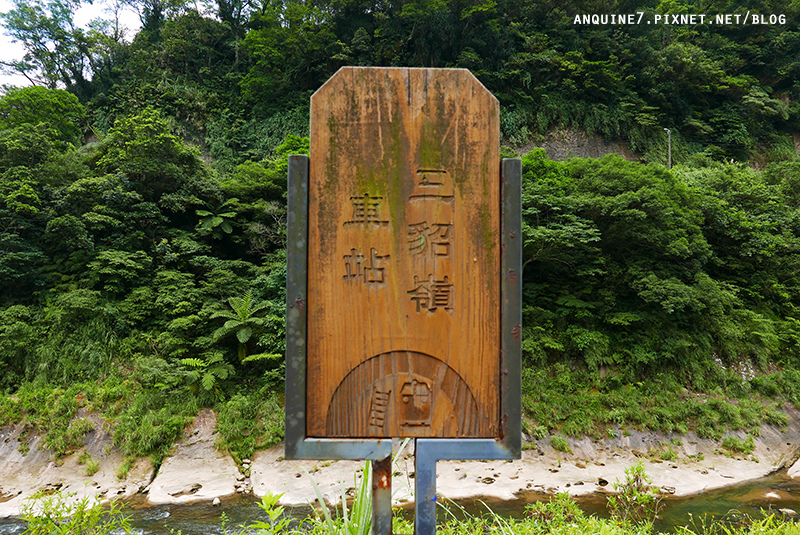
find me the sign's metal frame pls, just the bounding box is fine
[285,154,521,533]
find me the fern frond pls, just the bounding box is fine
[201,372,216,391]
[236,326,253,344]
[242,352,283,363]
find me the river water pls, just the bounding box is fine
[0,471,798,534]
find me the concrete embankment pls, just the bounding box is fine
[1,406,800,517]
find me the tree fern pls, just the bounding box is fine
[211,291,276,362]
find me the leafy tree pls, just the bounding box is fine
[0,305,37,390]
[0,126,56,171]
[212,290,279,363]
[93,107,203,203]
[520,151,786,375]
[87,249,153,295]
[195,198,238,240]
[240,1,343,103]
[0,86,86,146]
[124,0,188,33]
[0,0,96,98]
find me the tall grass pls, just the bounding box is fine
[302,461,373,535]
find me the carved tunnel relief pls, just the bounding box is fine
[325,351,489,438]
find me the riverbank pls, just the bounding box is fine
[1,407,800,518]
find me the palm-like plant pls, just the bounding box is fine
[181,351,235,395]
[196,198,238,240]
[212,291,280,363]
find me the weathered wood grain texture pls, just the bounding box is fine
[307,67,500,438]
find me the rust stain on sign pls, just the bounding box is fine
[307,67,500,438]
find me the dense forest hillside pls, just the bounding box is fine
[0,0,799,464]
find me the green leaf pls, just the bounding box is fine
[242,352,282,363]
[201,372,216,391]
[236,326,253,344]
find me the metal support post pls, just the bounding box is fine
[372,455,392,535]
[414,439,438,535]
[413,159,523,535]
[414,438,519,534]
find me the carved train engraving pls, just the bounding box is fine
[400,377,431,427]
[325,351,490,437]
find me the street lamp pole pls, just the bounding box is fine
[663,128,672,169]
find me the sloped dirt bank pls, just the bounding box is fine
[1,406,800,517]
[255,406,800,506]
[0,410,153,518]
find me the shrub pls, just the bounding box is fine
[21,491,132,534]
[660,446,678,461]
[721,435,755,455]
[550,435,571,453]
[607,462,663,525]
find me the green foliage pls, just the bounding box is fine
[237,492,292,534]
[389,494,800,535]
[522,364,787,439]
[84,455,100,476]
[5,383,98,458]
[116,458,133,480]
[215,391,284,463]
[195,198,238,240]
[676,514,800,535]
[303,460,373,535]
[87,250,153,295]
[0,86,86,146]
[720,435,756,455]
[0,124,56,170]
[526,493,585,530]
[212,290,281,363]
[181,352,235,397]
[0,306,37,391]
[93,107,202,203]
[550,435,571,453]
[659,446,678,462]
[607,462,663,526]
[111,380,198,466]
[21,491,132,535]
[521,152,800,387]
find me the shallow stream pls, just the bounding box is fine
[0,470,797,534]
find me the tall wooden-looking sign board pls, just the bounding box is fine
[286,66,521,534]
[308,68,499,438]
